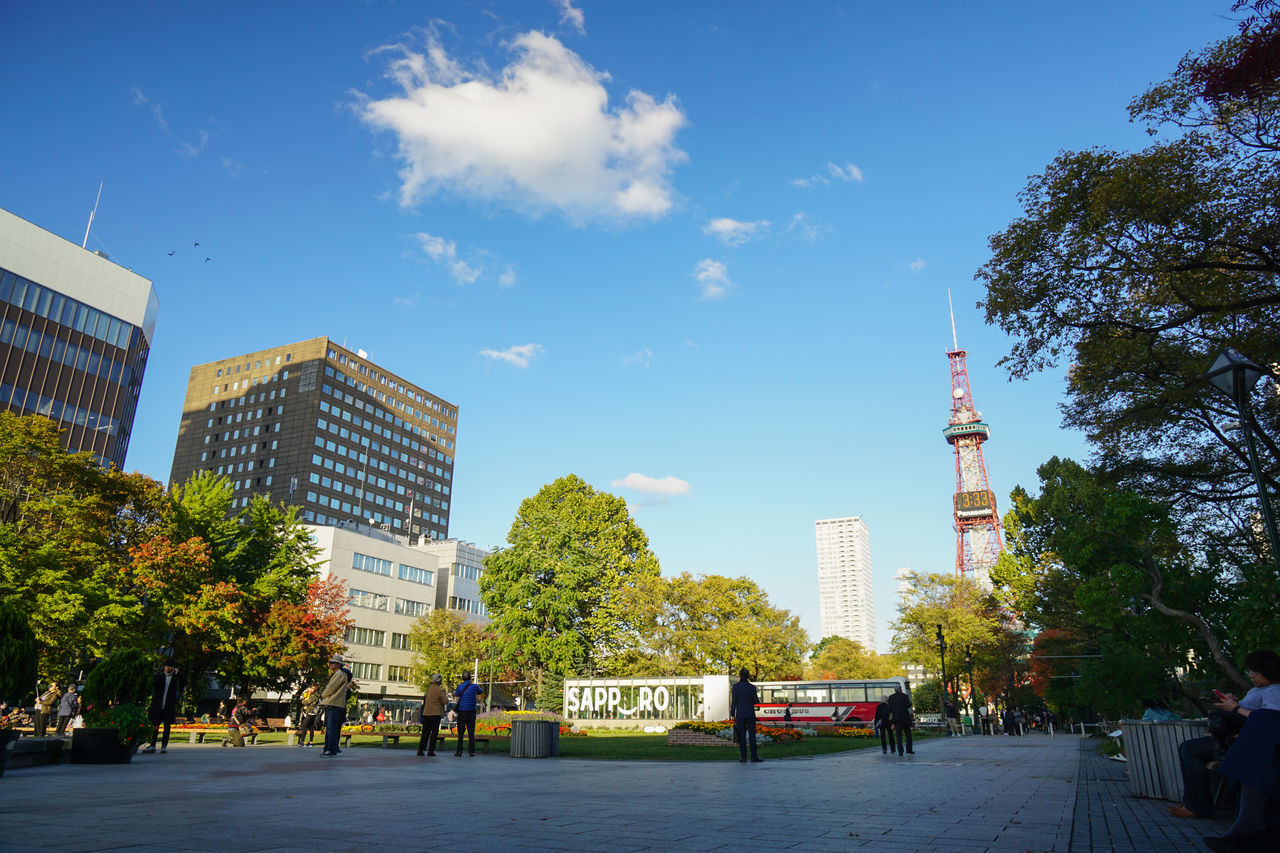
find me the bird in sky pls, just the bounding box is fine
[167,250,175,256]
[193,242,199,247]
[204,257,211,263]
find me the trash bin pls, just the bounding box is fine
[510,719,559,758]
[1120,719,1209,801]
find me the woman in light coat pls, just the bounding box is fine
[416,674,447,757]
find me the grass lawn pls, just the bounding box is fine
[340,730,890,760]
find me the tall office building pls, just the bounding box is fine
[815,516,876,651]
[169,337,458,540]
[0,207,158,468]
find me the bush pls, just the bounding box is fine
[81,648,151,708]
[0,601,37,705]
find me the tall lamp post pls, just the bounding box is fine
[936,624,948,714]
[1206,348,1280,571]
[965,644,978,733]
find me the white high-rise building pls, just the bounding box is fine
[815,516,876,651]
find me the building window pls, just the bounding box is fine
[349,589,389,611]
[395,598,429,617]
[398,564,434,586]
[390,632,412,650]
[351,552,393,576]
[344,626,385,646]
[387,665,413,683]
[351,661,381,680]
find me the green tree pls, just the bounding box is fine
[480,475,661,688]
[408,608,490,688]
[0,599,37,704]
[805,636,901,680]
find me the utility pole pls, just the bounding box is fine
[936,624,948,714]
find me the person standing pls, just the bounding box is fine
[885,685,914,755]
[945,699,963,736]
[296,684,320,747]
[319,654,354,757]
[729,668,762,763]
[783,704,793,728]
[34,682,60,737]
[417,673,447,757]
[143,659,186,754]
[452,672,484,757]
[873,695,897,754]
[55,684,79,735]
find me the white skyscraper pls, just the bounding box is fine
[815,516,876,651]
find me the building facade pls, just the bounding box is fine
[0,207,158,468]
[414,538,489,622]
[815,516,876,651]
[169,337,458,540]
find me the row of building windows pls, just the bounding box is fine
[213,370,290,395]
[346,626,385,646]
[216,354,291,377]
[321,382,452,472]
[352,661,380,680]
[0,381,119,435]
[1,268,136,351]
[310,442,446,502]
[323,367,455,450]
[301,509,446,538]
[449,596,486,616]
[327,349,456,420]
[1,317,134,387]
[452,563,483,581]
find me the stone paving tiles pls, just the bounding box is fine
[0,730,1234,852]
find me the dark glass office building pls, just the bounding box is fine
[0,207,158,468]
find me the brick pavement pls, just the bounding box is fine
[0,731,1234,852]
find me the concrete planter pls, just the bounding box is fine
[70,728,137,764]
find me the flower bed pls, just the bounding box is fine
[669,720,803,744]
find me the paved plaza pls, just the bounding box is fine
[1,733,1232,852]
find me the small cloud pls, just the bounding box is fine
[611,472,692,496]
[621,347,653,367]
[703,217,770,247]
[129,86,169,134]
[827,161,864,182]
[178,130,209,158]
[412,232,484,285]
[908,257,926,274]
[393,294,418,307]
[498,265,517,288]
[220,157,245,178]
[556,0,586,34]
[694,259,731,299]
[792,159,865,188]
[480,343,543,368]
[786,212,827,243]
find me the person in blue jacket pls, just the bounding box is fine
[452,673,484,757]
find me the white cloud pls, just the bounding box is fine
[908,257,926,273]
[556,0,586,34]
[694,258,731,299]
[827,161,864,182]
[178,130,209,158]
[129,86,169,134]
[792,159,865,188]
[785,212,827,243]
[498,265,518,287]
[480,343,543,368]
[611,473,692,496]
[621,347,653,367]
[703,217,770,247]
[220,157,244,178]
[359,31,687,222]
[412,232,485,285]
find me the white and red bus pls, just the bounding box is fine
[752,677,911,727]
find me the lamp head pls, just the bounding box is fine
[1206,348,1267,397]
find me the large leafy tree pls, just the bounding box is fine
[408,607,491,688]
[621,572,808,680]
[480,475,661,686]
[805,636,901,680]
[976,4,1280,555]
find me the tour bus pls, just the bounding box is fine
[753,677,911,727]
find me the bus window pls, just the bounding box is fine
[761,687,795,704]
[831,685,867,703]
[797,686,830,703]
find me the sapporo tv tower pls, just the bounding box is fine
[943,293,1004,587]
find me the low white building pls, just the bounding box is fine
[306,523,490,718]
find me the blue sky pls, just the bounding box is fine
[1,2,1238,653]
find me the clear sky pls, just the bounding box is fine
[0,2,1238,654]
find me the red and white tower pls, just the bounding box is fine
[943,300,1004,587]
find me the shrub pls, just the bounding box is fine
[80,648,153,744]
[0,601,37,705]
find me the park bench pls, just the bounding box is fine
[339,730,415,749]
[171,727,264,745]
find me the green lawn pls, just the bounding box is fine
[339,730,887,760]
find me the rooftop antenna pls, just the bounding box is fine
[947,288,959,351]
[82,182,103,249]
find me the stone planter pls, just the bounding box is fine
[666,729,730,746]
[70,727,137,764]
[0,729,19,777]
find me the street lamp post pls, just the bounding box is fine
[936,624,948,715]
[965,644,978,733]
[1205,348,1280,571]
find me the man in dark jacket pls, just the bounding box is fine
[885,686,914,755]
[142,659,186,754]
[729,668,763,763]
[873,695,897,754]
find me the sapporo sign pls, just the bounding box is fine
[565,684,673,716]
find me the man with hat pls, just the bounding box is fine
[319,653,354,757]
[452,672,484,757]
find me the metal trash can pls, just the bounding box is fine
[1120,719,1210,801]
[510,719,560,758]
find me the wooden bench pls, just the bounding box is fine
[172,728,262,745]
[340,730,416,749]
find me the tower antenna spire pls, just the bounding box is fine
[948,288,958,351]
[82,182,103,249]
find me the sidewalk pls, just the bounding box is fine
[0,732,1229,851]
